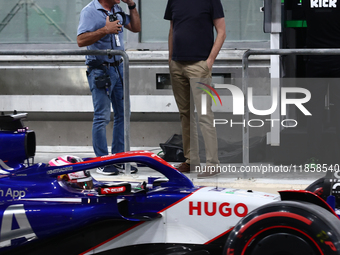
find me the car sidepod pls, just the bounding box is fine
[83,187,278,255]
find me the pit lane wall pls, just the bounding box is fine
[0,49,269,154]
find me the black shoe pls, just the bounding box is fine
[114,164,138,174]
[96,165,119,175]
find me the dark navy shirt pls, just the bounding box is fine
[164,0,224,61]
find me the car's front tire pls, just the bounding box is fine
[223,201,340,255]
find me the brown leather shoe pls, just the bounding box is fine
[175,162,201,173]
[197,165,221,178]
[175,162,190,173]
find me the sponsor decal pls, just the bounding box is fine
[0,204,37,247]
[311,0,337,8]
[189,201,248,217]
[100,186,126,195]
[47,166,73,175]
[0,188,26,199]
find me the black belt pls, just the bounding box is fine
[103,59,123,67]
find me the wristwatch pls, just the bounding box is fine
[128,3,136,10]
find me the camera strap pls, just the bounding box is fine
[111,11,126,26]
[105,11,126,47]
[103,9,125,95]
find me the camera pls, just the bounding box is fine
[109,12,126,25]
[109,14,120,24]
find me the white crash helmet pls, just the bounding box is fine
[49,155,93,190]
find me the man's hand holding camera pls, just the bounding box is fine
[105,16,122,35]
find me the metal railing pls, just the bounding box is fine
[0,49,131,168]
[242,48,340,165]
[5,48,340,169]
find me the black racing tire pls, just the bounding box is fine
[223,201,340,255]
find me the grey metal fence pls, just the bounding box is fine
[0,49,131,169]
[5,48,340,169]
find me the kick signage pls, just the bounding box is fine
[310,0,337,8]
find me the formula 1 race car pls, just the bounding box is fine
[1,112,340,255]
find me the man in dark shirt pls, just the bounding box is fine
[302,0,340,166]
[164,0,226,178]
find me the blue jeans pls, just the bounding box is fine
[87,63,124,156]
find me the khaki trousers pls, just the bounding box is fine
[169,60,219,165]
